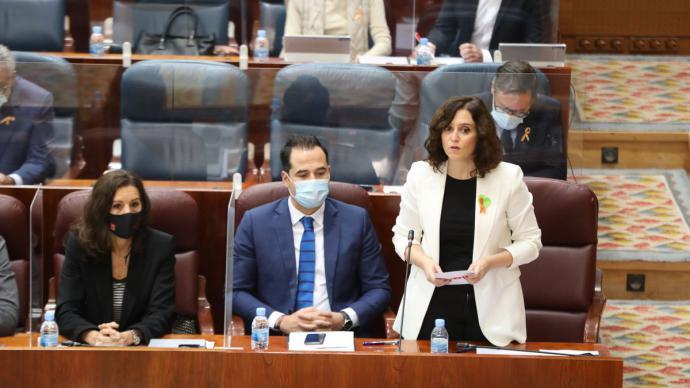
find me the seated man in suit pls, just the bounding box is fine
[422,0,544,62]
[478,61,566,179]
[0,235,19,336]
[0,44,55,185]
[233,134,391,336]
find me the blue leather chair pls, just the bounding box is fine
[0,0,65,51]
[270,63,399,185]
[258,1,286,57]
[113,0,230,46]
[13,52,78,178]
[120,60,249,181]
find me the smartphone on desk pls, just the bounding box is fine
[304,333,326,345]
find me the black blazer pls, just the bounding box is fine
[478,91,566,180]
[56,228,176,343]
[427,0,545,56]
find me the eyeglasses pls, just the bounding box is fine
[495,104,530,119]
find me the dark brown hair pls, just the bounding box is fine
[424,96,502,177]
[280,134,329,173]
[71,170,151,259]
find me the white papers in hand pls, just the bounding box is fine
[434,270,473,285]
[288,331,355,352]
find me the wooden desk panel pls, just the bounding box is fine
[0,334,622,387]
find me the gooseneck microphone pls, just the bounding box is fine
[397,230,414,352]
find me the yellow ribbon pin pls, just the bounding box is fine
[0,116,15,126]
[520,127,531,143]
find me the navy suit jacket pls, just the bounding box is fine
[233,197,391,335]
[0,77,55,184]
[478,91,566,180]
[428,0,544,56]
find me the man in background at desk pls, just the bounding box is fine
[233,135,391,336]
[0,44,55,185]
[422,0,544,62]
[478,61,565,179]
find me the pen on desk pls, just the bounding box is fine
[362,340,400,346]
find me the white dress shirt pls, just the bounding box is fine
[267,198,359,330]
[470,0,502,50]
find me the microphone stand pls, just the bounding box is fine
[397,231,414,352]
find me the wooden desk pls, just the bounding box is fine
[0,334,622,387]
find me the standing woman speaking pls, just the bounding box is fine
[56,170,175,346]
[392,96,542,346]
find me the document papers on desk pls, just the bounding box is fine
[288,331,355,352]
[358,56,409,65]
[148,339,215,349]
[476,347,599,357]
[434,270,473,285]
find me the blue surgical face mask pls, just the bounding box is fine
[0,93,7,108]
[491,98,524,130]
[289,178,329,209]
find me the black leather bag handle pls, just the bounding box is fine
[158,6,201,49]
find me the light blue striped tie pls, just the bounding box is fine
[295,216,315,310]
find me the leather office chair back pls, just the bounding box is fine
[113,0,229,46]
[258,1,286,57]
[13,52,79,178]
[0,194,30,329]
[0,0,65,51]
[521,177,603,342]
[270,63,400,185]
[52,188,210,332]
[235,181,373,229]
[120,60,249,181]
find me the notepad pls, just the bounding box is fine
[434,270,473,285]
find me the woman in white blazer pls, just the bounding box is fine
[392,96,542,346]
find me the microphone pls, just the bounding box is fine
[397,230,414,352]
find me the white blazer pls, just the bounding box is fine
[392,161,542,346]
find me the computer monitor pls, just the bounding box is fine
[283,35,351,63]
[497,43,567,67]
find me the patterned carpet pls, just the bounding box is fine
[568,55,690,130]
[572,169,690,262]
[601,300,690,387]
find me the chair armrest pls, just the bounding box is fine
[584,268,607,343]
[231,315,246,336]
[45,276,57,313]
[258,142,271,183]
[383,308,398,339]
[196,275,214,335]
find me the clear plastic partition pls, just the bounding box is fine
[29,186,43,346]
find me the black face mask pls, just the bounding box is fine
[108,212,142,239]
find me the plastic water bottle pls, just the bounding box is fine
[39,310,59,347]
[89,26,106,56]
[430,318,449,353]
[251,307,269,351]
[254,30,270,61]
[416,37,433,65]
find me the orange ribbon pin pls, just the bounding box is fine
[520,127,531,143]
[0,116,15,126]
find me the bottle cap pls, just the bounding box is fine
[45,310,55,321]
[435,318,444,327]
[92,26,102,34]
[256,307,266,316]
[420,37,429,45]
[257,30,266,38]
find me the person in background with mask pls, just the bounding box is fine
[478,61,565,179]
[233,134,391,336]
[56,170,175,346]
[0,44,55,185]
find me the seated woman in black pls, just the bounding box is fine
[56,170,175,346]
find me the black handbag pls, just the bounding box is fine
[135,6,215,56]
